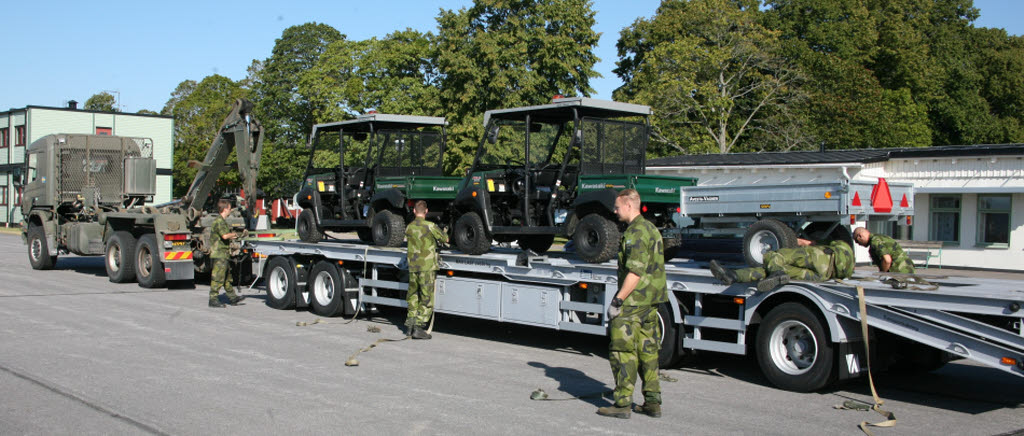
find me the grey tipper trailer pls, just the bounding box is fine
[672,179,915,266]
[247,239,1024,392]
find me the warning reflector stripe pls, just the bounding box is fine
[164,251,194,261]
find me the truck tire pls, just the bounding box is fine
[756,302,835,392]
[517,235,555,254]
[743,218,797,267]
[454,212,490,255]
[308,260,347,317]
[657,302,683,368]
[264,256,296,310]
[27,225,57,270]
[105,231,137,283]
[372,210,405,247]
[573,214,620,263]
[297,208,323,243]
[135,234,166,289]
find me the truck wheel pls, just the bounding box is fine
[27,225,57,270]
[105,231,137,283]
[264,256,296,310]
[573,214,620,263]
[297,208,323,243]
[756,302,835,392]
[372,210,405,247]
[135,234,166,289]
[308,260,347,317]
[657,302,683,368]
[517,235,554,253]
[454,212,490,255]
[743,218,797,267]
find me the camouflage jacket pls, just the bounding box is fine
[617,216,668,307]
[868,234,915,274]
[209,216,232,259]
[406,217,448,272]
[827,240,855,279]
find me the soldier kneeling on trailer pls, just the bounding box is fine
[709,237,855,293]
[853,227,915,274]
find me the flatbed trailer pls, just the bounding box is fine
[246,239,1024,392]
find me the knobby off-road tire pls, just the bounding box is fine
[454,212,490,255]
[297,208,323,243]
[372,210,405,247]
[573,214,620,263]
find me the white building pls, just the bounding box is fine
[648,144,1024,271]
[0,102,174,226]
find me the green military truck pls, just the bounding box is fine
[451,96,697,262]
[295,113,460,246]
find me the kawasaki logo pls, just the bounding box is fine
[581,183,606,189]
[432,186,455,192]
[655,187,676,194]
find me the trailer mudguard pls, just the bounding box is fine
[745,284,863,343]
[370,188,405,211]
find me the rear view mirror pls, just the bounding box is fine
[486,125,499,144]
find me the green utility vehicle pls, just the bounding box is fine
[295,113,460,246]
[451,96,697,262]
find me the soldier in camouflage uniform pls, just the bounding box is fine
[854,227,915,274]
[598,189,668,420]
[404,201,448,340]
[710,238,855,293]
[209,199,245,308]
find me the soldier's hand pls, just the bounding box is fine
[607,304,621,320]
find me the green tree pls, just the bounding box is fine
[436,0,601,174]
[616,0,808,155]
[136,109,158,115]
[84,92,118,112]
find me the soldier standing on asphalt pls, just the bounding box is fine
[405,200,448,340]
[209,199,245,308]
[853,227,915,274]
[598,188,667,420]
[709,237,855,292]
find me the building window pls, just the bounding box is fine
[15,126,26,147]
[977,194,1011,247]
[96,127,112,136]
[929,195,960,244]
[0,128,8,148]
[0,186,7,206]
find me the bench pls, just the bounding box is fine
[896,240,943,269]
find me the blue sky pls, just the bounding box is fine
[3,0,1020,114]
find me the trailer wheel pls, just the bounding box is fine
[297,208,323,243]
[372,210,405,247]
[743,218,797,267]
[573,214,620,263]
[517,235,555,254]
[105,231,137,283]
[657,303,683,368]
[135,234,166,289]
[264,256,296,310]
[756,302,835,392]
[309,261,347,317]
[27,225,57,270]
[454,212,490,255]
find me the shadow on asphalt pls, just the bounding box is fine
[527,361,613,406]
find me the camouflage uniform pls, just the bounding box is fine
[868,234,915,274]
[405,217,448,329]
[734,240,855,282]
[209,216,240,303]
[610,216,669,408]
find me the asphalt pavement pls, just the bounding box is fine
[0,233,1022,435]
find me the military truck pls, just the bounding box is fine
[19,99,265,287]
[451,96,697,262]
[294,113,460,246]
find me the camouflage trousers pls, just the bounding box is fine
[209,258,239,301]
[609,305,662,407]
[405,270,436,328]
[889,258,916,274]
[734,247,832,282]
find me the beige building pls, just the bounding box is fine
[0,102,174,226]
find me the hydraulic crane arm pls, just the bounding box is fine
[180,98,264,218]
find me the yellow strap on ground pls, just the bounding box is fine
[852,285,897,436]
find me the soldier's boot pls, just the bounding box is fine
[709,260,738,285]
[411,327,432,340]
[209,299,226,308]
[596,405,631,419]
[756,271,790,293]
[228,295,246,306]
[633,402,662,418]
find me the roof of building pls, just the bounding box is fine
[2,105,172,119]
[647,144,1024,167]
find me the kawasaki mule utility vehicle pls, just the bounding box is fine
[295,113,459,246]
[451,96,696,263]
